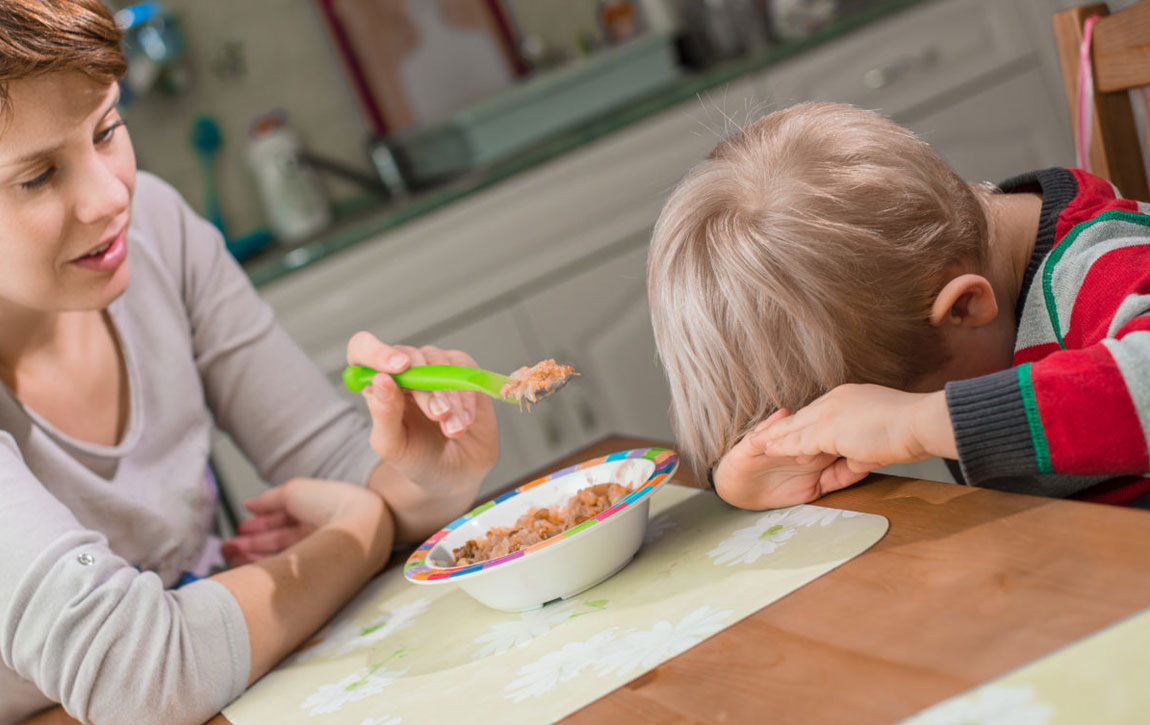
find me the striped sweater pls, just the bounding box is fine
[945,168,1150,504]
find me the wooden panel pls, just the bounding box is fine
[1093,0,1150,93]
[1052,3,1149,201]
[34,434,1150,725]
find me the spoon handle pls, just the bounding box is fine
[343,364,511,399]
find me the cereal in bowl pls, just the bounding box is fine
[452,482,633,565]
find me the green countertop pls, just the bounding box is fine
[242,0,928,289]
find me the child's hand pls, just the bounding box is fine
[753,385,957,469]
[713,410,868,510]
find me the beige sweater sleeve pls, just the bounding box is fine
[144,172,379,488]
[0,434,249,724]
[0,173,378,723]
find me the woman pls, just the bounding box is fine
[0,2,497,722]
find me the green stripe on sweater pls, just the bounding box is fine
[1042,210,1150,349]
[1017,363,1054,474]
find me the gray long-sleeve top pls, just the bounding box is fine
[0,173,380,724]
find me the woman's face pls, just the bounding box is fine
[0,72,135,314]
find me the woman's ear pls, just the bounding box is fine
[929,273,998,328]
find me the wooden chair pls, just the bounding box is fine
[1053,0,1150,201]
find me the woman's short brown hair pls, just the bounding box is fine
[0,0,127,111]
[648,102,991,472]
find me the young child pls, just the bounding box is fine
[0,2,497,722]
[648,101,1149,511]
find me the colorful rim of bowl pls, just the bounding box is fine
[404,447,678,582]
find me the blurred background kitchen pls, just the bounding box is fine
[105,0,1144,527]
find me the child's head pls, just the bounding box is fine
[649,102,990,471]
[0,0,126,117]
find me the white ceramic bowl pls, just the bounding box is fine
[404,447,678,611]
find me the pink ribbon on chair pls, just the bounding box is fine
[1076,14,1099,171]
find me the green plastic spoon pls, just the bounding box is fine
[343,364,574,405]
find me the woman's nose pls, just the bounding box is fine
[72,154,131,226]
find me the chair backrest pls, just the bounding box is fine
[1052,1,1150,201]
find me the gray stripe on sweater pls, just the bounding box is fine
[1102,330,1150,463]
[1107,294,1150,336]
[1042,215,1150,343]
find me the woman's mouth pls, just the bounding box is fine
[72,231,127,271]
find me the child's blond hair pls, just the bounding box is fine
[648,102,989,471]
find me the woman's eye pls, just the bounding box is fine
[95,120,124,145]
[20,166,56,190]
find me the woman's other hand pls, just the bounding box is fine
[221,492,316,567]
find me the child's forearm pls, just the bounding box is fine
[212,497,394,685]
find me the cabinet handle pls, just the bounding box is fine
[862,46,941,90]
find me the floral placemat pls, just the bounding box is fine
[903,607,1150,724]
[223,483,888,724]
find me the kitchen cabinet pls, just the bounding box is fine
[511,241,673,449]
[211,0,1080,513]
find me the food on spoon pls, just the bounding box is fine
[452,482,633,565]
[499,359,578,404]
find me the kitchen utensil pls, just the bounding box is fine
[342,362,574,404]
[189,114,228,238]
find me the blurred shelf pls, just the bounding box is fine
[242,0,927,288]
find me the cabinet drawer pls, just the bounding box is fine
[771,0,1032,118]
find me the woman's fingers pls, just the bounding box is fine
[236,510,293,535]
[348,332,488,438]
[418,345,469,437]
[233,526,311,555]
[387,344,442,424]
[347,334,435,422]
[363,371,409,460]
[347,331,412,374]
[443,347,482,434]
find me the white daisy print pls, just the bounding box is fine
[593,605,734,677]
[708,511,797,566]
[504,629,617,703]
[783,505,861,528]
[472,599,583,659]
[644,513,677,543]
[300,663,407,716]
[296,599,429,661]
[909,684,1054,725]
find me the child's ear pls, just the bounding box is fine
[929,274,998,327]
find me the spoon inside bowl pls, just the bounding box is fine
[343,359,577,406]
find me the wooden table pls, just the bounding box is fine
[26,434,1150,724]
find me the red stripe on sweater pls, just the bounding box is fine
[1062,246,1150,349]
[1014,341,1062,365]
[1056,169,1139,243]
[1031,344,1149,474]
[1072,476,1150,505]
[1116,315,1150,337]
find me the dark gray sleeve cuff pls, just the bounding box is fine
[945,368,1041,484]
